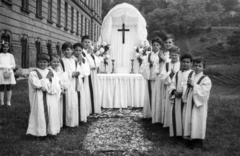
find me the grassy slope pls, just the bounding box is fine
[176,29,240,65]
[175,29,240,76]
[0,79,240,156]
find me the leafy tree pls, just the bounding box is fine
[102,0,136,18]
[101,0,224,38]
[227,30,240,51]
[220,0,240,12]
[139,0,168,14]
[146,0,224,38]
[206,0,239,12]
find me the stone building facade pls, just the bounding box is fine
[0,0,102,68]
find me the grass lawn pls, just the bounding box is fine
[0,79,240,156]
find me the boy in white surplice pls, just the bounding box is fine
[142,37,167,123]
[183,57,212,148]
[26,53,61,137]
[162,46,181,128]
[81,36,102,114]
[168,54,194,137]
[59,42,85,127]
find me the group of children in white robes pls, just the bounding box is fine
[25,33,212,148]
[26,36,102,137]
[141,34,212,148]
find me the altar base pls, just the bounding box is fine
[98,74,147,108]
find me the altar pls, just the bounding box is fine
[98,74,147,108]
[97,3,148,109]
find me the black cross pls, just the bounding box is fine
[118,23,130,44]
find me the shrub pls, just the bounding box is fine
[200,36,209,42]
[227,30,240,51]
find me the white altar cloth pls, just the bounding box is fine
[98,74,146,108]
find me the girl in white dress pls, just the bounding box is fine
[0,42,16,106]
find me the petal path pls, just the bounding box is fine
[83,108,152,155]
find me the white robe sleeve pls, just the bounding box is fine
[153,61,160,74]
[95,55,103,68]
[81,59,91,77]
[10,54,16,69]
[193,77,212,107]
[29,71,58,94]
[29,71,48,89]
[58,71,71,90]
[86,54,96,69]
[139,55,150,79]
[168,73,177,99]
[0,55,10,69]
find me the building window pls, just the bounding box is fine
[71,7,74,33]
[35,38,42,65]
[64,2,68,30]
[85,18,87,35]
[93,23,96,41]
[56,42,61,57]
[96,0,98,15]
[47,0,53,23]
[21,0,30,13]
[36,0,42,19]
[81,14,83,37]
[76,11,79,35]
[47,40,52,56]
[57,0,61,27]
[88,20,91,38]
[96,25,98,40]
[21,35,29,68]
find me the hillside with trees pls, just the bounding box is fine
[102,0,240,73]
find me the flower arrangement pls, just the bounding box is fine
[133,40,152,66]
[94,42,111,65]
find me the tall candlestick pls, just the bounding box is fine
[111,59,116,74]
[130,59,135,74]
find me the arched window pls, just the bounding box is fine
[56,42,61,57]
[76,11,79,35]
[35,38,42,65]
[88,20,91,38]
[85,18,88,35]
[21,34,29,68]
[47,40,52,57]
[1,29,11,53]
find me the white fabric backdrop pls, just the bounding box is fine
[100,3,148,73]
[98,74,147,108]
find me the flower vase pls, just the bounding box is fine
[103,63,107,74]
[138,61,142,73]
